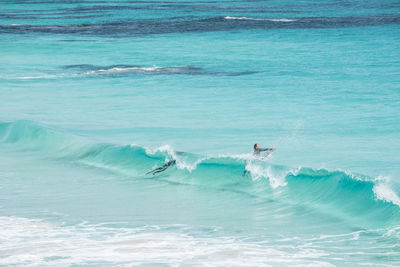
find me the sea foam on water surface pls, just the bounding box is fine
[3,216,396,266]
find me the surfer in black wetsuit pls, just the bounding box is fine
[253,143,276,156]
[146,160,176,175]
[243,144,276,176]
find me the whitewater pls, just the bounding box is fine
[1,0,400,266]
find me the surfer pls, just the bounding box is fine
[146,160,176,175]
[243,144,276,176]
[253,143,276,156]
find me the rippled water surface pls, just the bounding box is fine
[0,0,399,266]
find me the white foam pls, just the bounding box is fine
[83,66,175,76]
[0,216,336,266]
[224,16,296,22]
[0,74,59,80]
[268,18,297,22]
[373,177,400,207]
[225,152,267,161]
[244,161,301,189]
[144,144,176,160]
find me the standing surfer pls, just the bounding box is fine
[243,144,276,176]
[253,143,276,156]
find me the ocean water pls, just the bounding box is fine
[1,0,400,266]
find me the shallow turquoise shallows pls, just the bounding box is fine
[0,0,399,265]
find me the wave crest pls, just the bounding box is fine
[224,16,297,22]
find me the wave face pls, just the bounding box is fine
[1,120,399,230]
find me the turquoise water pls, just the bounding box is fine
[1,0,400,265]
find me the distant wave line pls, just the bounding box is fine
[1,15,399,36]
[224,16,297,22]
[65,64,260,77]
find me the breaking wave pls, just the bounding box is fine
[1,120,399,228]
